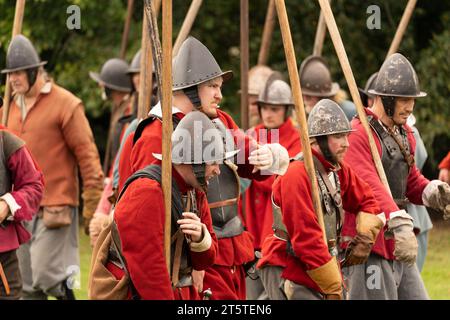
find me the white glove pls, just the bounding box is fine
[422,180,450,220]
[89,212,110,247]
[248,143,289,175]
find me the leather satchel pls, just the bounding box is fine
[42,206,72,229]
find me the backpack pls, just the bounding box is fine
[88,165,185,300]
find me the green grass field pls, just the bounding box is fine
[74,221,450,300]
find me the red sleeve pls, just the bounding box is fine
[189,190,218,270]
[274,162,332,270]
[115,178,174,299]
[216,110,268,181]
[7,146,44,222]
[130,121,162,173]
[438,151,450,170]
[339,162,380,215]
[345,120,398,218]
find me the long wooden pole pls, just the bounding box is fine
[120,0,134,59]
[313,0,332,56]
[2,0,26,127]
[240,0,249,131]
[161,0,173,274]
[257,0,276,65]
[173,0,203,57]
[146,0,163,102]
[274,0,327,243]
[137,7,153,120]
[317,0,392,196]
[386,0,417,59]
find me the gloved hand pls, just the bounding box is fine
[422,180,450,220]
[249,143,289,175]
[342,212,385,267]
[82,186,103,235]
[89,212,110,247]
[385,210,418,266]
[192,270,205,294]
[306,257,343,300]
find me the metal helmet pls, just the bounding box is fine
[172,36,233,91]
[127,49,141,74]
[308,99,353,137]
[248,65,273,96]
[1,35,47,74]
[170,111,239,165]
[358,72,378,107]
[299,55,340,97]
[89,58,133,92]
[257,72,294,106]
[369,53,426,98]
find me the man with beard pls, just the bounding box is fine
[341,53,450,299]
[127,36,290,299]
[259,99,384,300]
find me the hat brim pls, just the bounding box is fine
[301,82,340,97]
[367,89,427,98]
[153,149,240,164]
[172,70,234,91]
[1,61,47,74]
[89,71,132,92]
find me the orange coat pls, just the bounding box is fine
[439,151,450,170]
[0,82,103,206]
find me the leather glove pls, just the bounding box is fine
[422,180,450,220]
[306,257,343,300]
[89,212,110,247]
[342,212,385,267]
[249,144,274,172]
[385,210,418,266]
[82,186,103,235]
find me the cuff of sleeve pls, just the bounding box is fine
[190,224,212,253]
[389,209,412,221]
[1,193,22,220]
[266,143,290,175]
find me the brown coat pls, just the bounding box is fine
[0,82,103,207]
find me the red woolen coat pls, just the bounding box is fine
[260,150,380,294]
[342,109,429,260]
[243,118,301,250]
[108,166,217,300]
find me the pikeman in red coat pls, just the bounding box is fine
[259,99,385,300]
[106,111,236,300]
[341,54,450,300]
[243,74,301,300]
[127,37,290,300]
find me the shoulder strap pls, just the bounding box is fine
[132,114,181,146]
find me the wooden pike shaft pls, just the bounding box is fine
[145,0,163,102]
[317,0,392,196]
[2,0,26,127]
[161,0,173,274]
[257,0,276,65]
[274,0,327,243]
[313,0,332,56]
[137,7,153,120]
[173,0,203,57]
[120,0,134,59]
[386,0,417,59]
[240,0,249,130]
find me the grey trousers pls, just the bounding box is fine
[416,231,429,272]
[245,269,269,300]
[342,253,429,300]
[259,265,286,300]
[17,207,79,299]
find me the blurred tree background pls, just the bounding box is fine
[0,0,449,179]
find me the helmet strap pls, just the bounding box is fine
[26,68,39,94]
[183,86,202,110]
[192,163,207,192]
[316,135,337,165]
[380,96,396,118]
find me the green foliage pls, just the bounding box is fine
[0,0,449,171]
